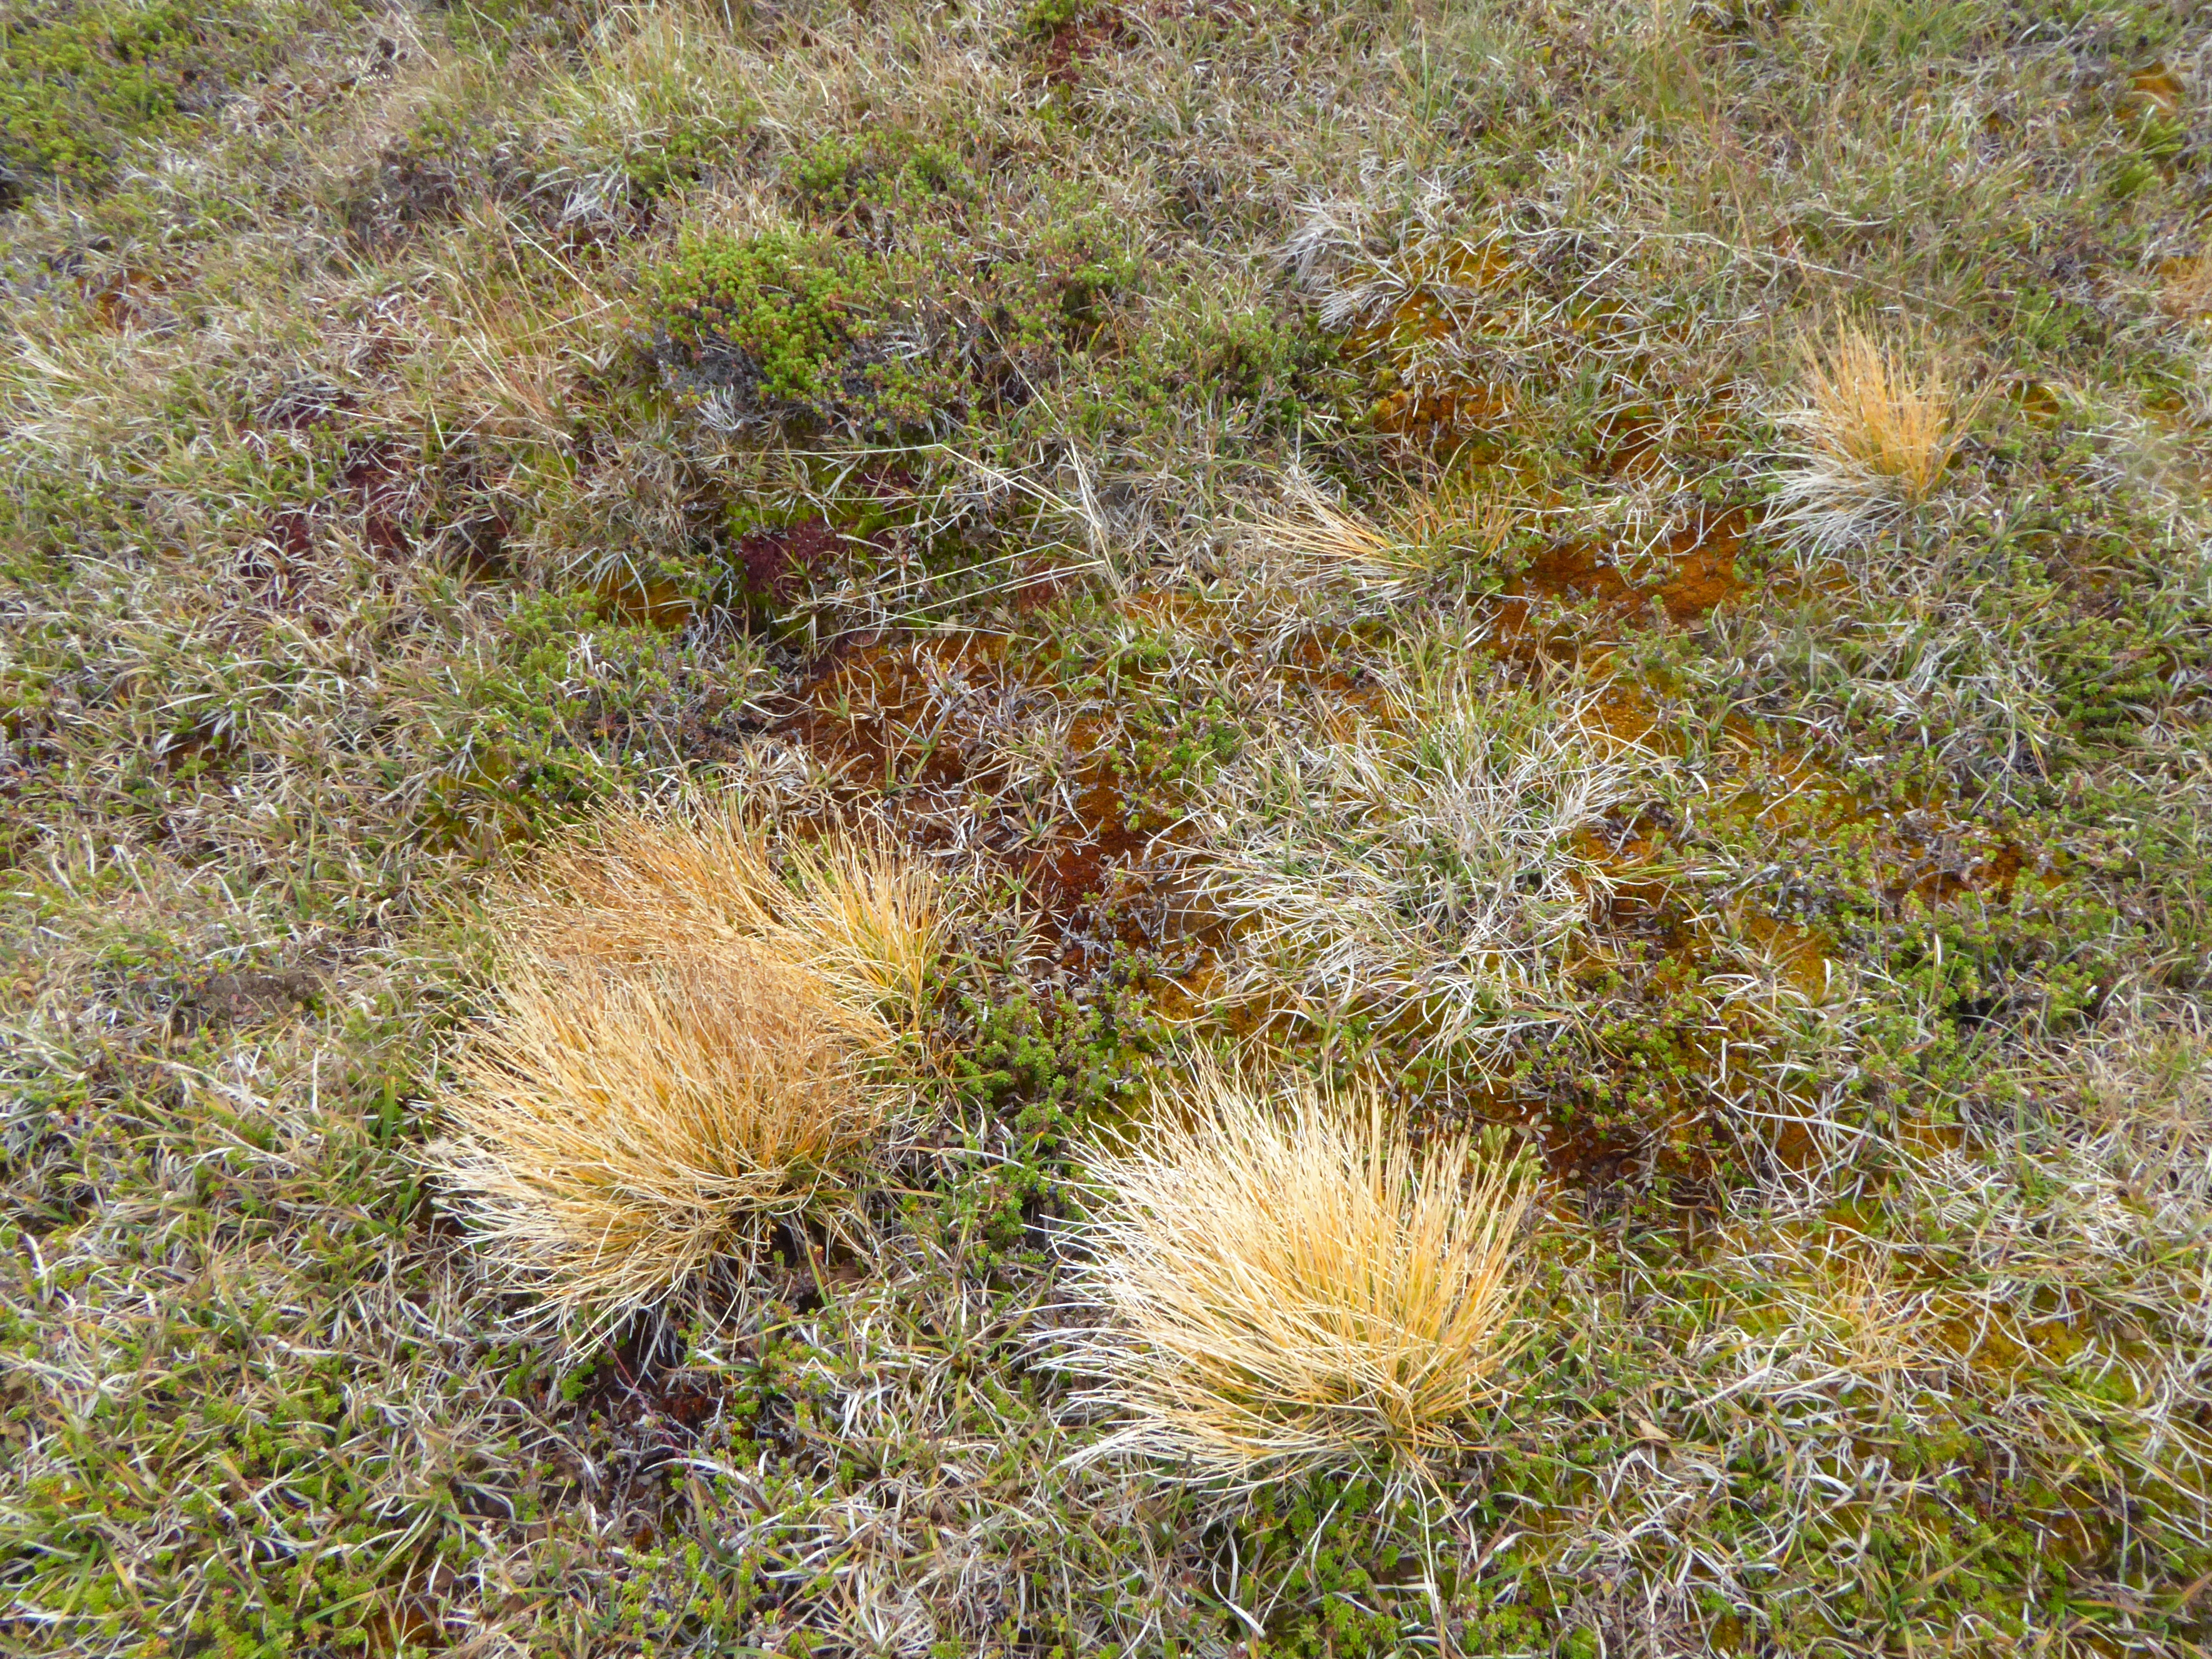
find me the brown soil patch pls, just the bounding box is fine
[777,631,1003,794]
[345,445,413,558]
[83,267,170,331]
[1031,778,1149,912]
[1373,379,1509,450]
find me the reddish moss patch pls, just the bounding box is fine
[1496,512,1749,649]
[735,517,842,605]
[80,263,169,330]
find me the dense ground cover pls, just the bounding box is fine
[5,0,2212,1651]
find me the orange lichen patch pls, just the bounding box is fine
[1515,541,1636,606]
[1740,914,1832,998]
[1585,403,1739,482]
[1593,408,1667,479]
[1976,842,2024,899]
[1353,241,1517,351]
[1115,588,1214,630]
[1346,243,1519,455]
[598,575,694,627]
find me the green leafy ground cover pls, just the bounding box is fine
[4,0,2212,1652]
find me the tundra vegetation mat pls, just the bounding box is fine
[4,0,2212,1653]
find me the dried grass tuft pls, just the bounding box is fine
[781,833,947,1035]
[1774,323,1980,554]
[433,953,887,1327]
[1059,1065,1535,1483]
[518,806,948,1029]
[1256,473,1510,596]
[430,809,947,1333]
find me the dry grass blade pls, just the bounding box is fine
[1774,322,1981,554]
[1260,490,1422,586]
[431,952,889,1332]
[1060,1066,1535,1483]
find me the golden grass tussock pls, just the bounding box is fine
[430,808,947,1331]
[1774,322,1983,554]
[527,806,787,958]
[433,952,886,1325]
[522,806,948,1031]
[1798,323,1966,501]
[1060,1065,1535,1483]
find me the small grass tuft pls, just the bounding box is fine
[1255,472,1510,597]
[1059,1064,1535,1484]
[431,949,889,1336]
[1773,321,1980,553]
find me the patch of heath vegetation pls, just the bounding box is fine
[643,187,1143,443]
[621,140,1355,623]
[0,0,329,200]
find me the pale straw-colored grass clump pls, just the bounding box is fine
[1061,1066,1535,1483]
[433,952,885,1325]
[431,808,947,1335]
[521,806,947,1030]
[1256,472,1510,598]
[1206,647,1645,1058]
[1774,322,1982,554]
